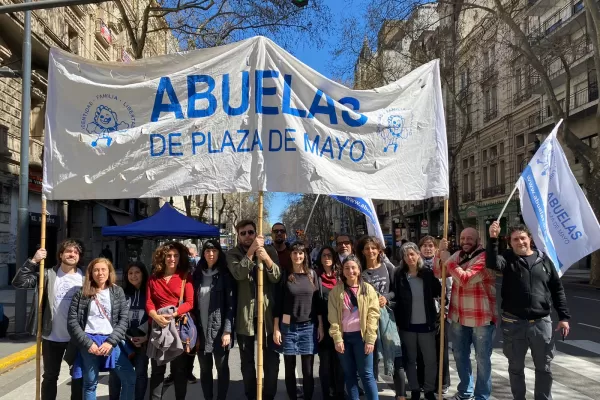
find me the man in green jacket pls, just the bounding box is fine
[227,219,281,400]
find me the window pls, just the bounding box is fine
[490,145,497,159]
[482,149,487,162]
[516,134,525,148]
[469,155,475,167]
[470,171,475,192]
[516,153,525,173]
[463,159,468,170]
[490,163,498,187]
[499,160,505,185]
[499,142,504,155]
[482,167,488,189]
[515,67,522,94]
[463,174,469,195]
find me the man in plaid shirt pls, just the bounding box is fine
[435,228,497,400]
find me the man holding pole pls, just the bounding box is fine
[487,221,570,400]
[436,228,496,400]
[227,219,281,400]
[12,239,84,400]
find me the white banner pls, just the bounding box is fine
[518,120,600,276]
[44,36,448,201]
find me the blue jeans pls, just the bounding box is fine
[451,322,496,400]
[108,347,148,400]
[80,344,135,400]
[337,332,379,400]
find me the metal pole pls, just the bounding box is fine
[0,0,107,14]
[212,194,215,225]
[14,0,32,336]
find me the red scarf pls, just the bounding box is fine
[319,269,337,290]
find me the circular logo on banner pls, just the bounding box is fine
[376,107,413,153]
[80,94,136,148]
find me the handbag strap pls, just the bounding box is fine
[93,295,111,321]
[178,272,188,307]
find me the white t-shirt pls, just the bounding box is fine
[85,288,113,335]
[44,268,83,342]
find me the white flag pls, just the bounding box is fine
[330,196,385,247]
[517,120,600,276]
[43,36,448,201]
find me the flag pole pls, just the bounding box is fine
[303,194,320,234]
[35,196,47,400]
[497,184,518,221]
[438,198,449,399]
[256,191,264,400]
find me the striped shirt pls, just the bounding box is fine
[434,247,497,327]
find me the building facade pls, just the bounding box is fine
[0,0,178,284]
[357,1,597,266]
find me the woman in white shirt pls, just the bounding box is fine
[67,258,134,400]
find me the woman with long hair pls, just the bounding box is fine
[328,255,380,400]
[67,258,134,400]
[393,243,441,400]
[273,242,324,400]
[315,246,344,400]
[357,236,406,400]
[146,241,194,400]
[108,261,150,400]
[193,239,235,400]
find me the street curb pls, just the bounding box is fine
[0,345,36,374]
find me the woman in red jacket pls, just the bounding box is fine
[146,241,194,400]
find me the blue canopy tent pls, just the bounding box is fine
[101,203,219,238]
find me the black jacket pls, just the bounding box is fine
[392,266,441,331]
[192,266,235,353]
[67,285,130,350]
[486,238,570,321]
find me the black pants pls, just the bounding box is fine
[392,356,407,398]
[417,321,450,390]
[186,352,196,377]
[284,354,314,400]
[149,353,189,400]
[237,333,280,400]
[41,339,83,400]
[318,345,345,399]
[198,345,230,400]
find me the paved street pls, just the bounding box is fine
[0,279,598,399]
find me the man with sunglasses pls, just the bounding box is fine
[336,233,354,263]
[227,219,281,400]
[271,222,292,272]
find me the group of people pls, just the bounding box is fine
[13,218,571,400]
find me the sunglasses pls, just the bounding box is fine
[239,230,255,237]
[272,229,286,234]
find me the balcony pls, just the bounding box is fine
[29,139,43,168]
[532,36,593,94]
[513,86,532,106]
[528,0,587,43]
[482,185,506,199]
[69,4,89,17]
[481,65,497,82]
[525,0,558,16]
[483,107,498,123]
[95,19,112,48]
[462,192,476,203]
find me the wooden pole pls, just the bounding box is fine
[438,199,449,399]
[35,197,47,400]
[256,191,264,400]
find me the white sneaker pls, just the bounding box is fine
[444,394,474,400]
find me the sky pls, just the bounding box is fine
[268,0,364,225]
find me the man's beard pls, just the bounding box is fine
[462,243,477,254]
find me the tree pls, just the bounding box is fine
[344,0,600,284]
[112,0,332,59]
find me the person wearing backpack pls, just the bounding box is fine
[273,242,324,400]
[357,236,406,400]
[487,222,570,400]
[436,228,497,400]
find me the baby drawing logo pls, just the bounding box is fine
[535,141,553,177]
[81,94,136,147]
[376,108,413,153]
